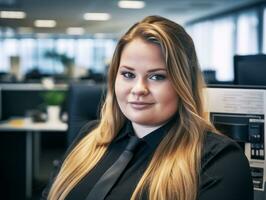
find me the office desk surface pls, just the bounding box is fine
[0,118,68,132]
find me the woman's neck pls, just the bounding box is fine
[132,122,164,138]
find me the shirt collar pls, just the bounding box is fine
[114,115,178,151]
[114,121,135,142]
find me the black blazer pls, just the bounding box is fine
[42,121,254,200]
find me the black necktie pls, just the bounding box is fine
[85,136,140,200]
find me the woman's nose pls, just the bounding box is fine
[131,79,149,96]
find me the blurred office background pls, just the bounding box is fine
[0,0,265,84]
[0,0,266,199]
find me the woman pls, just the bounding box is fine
[43,15,253,200]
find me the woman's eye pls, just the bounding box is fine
[149,74,166,81]
[121,71,135,79]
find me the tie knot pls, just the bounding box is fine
[125,136,140,152]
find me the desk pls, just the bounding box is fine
[0,118,67,199]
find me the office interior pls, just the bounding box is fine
[0,0,266,199]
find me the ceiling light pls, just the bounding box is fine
[0,11,26,19]
[34,20,56,28]
[83,13,111,21]
[66,27,85,35]
[118,1,145,9]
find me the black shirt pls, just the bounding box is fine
[42,120,254,200]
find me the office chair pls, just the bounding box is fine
[67,83,106,146]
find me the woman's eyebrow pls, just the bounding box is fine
[147,68,166,72]
[119,66,135,71]
[119,66,166,72]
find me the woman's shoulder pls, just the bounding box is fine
[199,132,253,199]
[70,120,99,147]
[201,131,243,167]
[78,120,99,137]
[41,120,100,199]
[203,131,240,149]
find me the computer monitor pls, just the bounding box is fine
[234,54,266,86]
[205,85,266,199]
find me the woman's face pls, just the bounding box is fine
[115,38,178,126]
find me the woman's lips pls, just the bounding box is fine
[128,101,154,109]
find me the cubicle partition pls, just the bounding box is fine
[0,132,29,199]
[0,83,67,120]
[0,83,68,200]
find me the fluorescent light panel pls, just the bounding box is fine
[118,1,145,9]
[0,11,26,19]
[34,20,56,28]
[84,13,111,21]
[66,27,85,35]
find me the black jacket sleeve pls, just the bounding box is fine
[199,133,254,200]
[41,120,99,200]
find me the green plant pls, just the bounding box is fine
[44,51,74,67]
[41,91,66,106]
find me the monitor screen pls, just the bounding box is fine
[234,55,266,86]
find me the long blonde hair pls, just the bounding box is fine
[48,15,215,200]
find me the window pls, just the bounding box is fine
[187,17,235,81]
[20,38,36,73]
[0,38,19,72]
[76,39,94,69]
[262,7,266,53]
[187,21,213,71]
[186,5,264,83]
[0,36,117,77]
[54,39,76,73]
[36,38,55,74]
[236,11,258,55]
[93,39,116,72]
[211,17,235,81]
